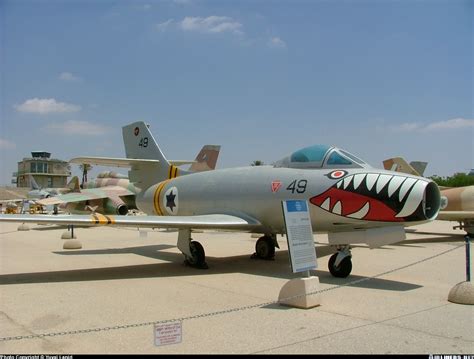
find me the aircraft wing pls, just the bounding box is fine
[0,213,261,231]
[70,157,196,167]
[437,211,474,221]
[37,186,135,206]
[0,198,26,204]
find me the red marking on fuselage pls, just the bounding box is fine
[271,181,282,193]
[310,188,403,222]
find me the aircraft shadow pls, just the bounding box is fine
[0,244,420,291]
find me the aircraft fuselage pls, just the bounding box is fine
[137,166,441,234]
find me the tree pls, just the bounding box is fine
[429,173,474,187]
[251,160,265,166]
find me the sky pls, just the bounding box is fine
[0,0,472,186]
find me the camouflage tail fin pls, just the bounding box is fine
[189,145,221,172]
[28,174,40,190]
[67,176,81,192]
[382,157,421,176]
[122,121,174,189]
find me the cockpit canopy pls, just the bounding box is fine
[274,145,369,169]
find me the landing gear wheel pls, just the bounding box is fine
[184,241,208,269]
[328,253,352,278]
[252,236,275,260]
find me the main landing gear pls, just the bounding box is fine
[177,229,208,269]
[328,245,352,278]
[251,234,279,260]
[176,231,280,269]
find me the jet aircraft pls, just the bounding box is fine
[0,122,441,277]
[383,157,474,236]
[37,145,221,215]
[27,175,80,200]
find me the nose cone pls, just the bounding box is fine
[310,172,441,222]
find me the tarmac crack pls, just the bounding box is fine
[251,303,467,354]
[0,311,46,342]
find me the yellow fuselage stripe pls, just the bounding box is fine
[153,180,170,216]
[95,213,109,224]
[167,165,180,180]
[90,213,115,225]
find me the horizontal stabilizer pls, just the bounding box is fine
[37,186,135,205]
[437,211,474,221]
[70,157,195,167]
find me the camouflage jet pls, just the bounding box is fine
[37,145,221,215]
[0,122,441,277]
[383,157,474,235]
[27,174,80,200]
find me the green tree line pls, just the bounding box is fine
[429,173,474,187]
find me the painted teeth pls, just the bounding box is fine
[376,174,392,194]
[365,174,379,191]
[348,202,370,219]
[398,177,417,201]
[334,173,415,203]
[321,197,331,211]
[353,174,366,190]
[387,176,406,198]
[343,175,353,190]
[396,180,427,218]
[332,201,342,215]
[327,173,429,219]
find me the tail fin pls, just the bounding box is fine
[409,161,428,177]
[382,157,421,176]
[29,174,40,190]
[67,176,81,192]
[189,145,221,172]
[122,121,173,189]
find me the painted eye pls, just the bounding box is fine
[328,170,348,179]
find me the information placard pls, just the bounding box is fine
[282,200,317,273]
[155,322,182,347]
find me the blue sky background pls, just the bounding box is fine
[1,0,472,186]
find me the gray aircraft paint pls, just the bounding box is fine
[137,165,439,235]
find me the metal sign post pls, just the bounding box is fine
[465,235,471,282]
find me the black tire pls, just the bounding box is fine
[328,253,352,278]
[186,241,207,269]
[255,236,275,260]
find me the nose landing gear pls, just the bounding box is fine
[328,245,352,278]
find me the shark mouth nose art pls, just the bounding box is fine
[310,173,438,222]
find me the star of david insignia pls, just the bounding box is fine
[166,190,176,212]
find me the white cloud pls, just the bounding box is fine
[15,98,81,114]
[155,19,174,32]
[391,118,474,132]
[268,37,287,49]
[179,16,243,35]
[173,0,191,4]
[394,122,421,132]
[0,139,16,149]
[59,72,82,82]
[46,120,109,136]
[425,118,474,131]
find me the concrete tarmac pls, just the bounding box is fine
[0,220,472,354]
